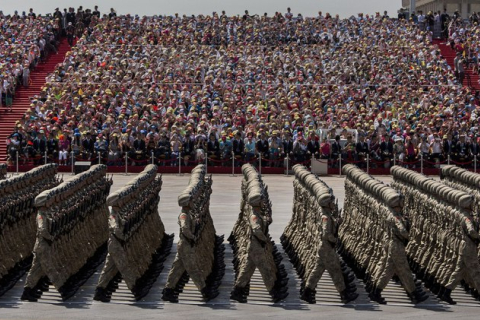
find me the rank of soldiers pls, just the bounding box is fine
[391,165,480,305]
[440,165,480,301]
[281,164,358,304]
[162,165,225,303]
[21,164,112,302]
[339,164,428,304]
[228,164,289,303]
[0,164,59,297]
[94,164,174,302]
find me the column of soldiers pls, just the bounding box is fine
[162,164,225,303]
[0,163,7,180]
[281,164,358,304]
[391,165,480,305]
[94,164,174,302]
[440,165,480,300]
[22,164,112,302]
[228,164,289,303]
[0,164,59,297]
[338,164,428,304]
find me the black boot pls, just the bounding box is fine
[93,287,111,302]
[161,288,179,303]
[439,288,456,305]
[270,288,289,303]
[408,288,428,304]
[340,289,359,303]
[230,286,247,303]
[369,287,386,304]
[201,287,219,302]
[300,287,316,304]
[21,287,39,302]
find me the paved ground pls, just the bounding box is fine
[1,173,479,320]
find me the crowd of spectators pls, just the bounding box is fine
[6,7,480,170]
[0,9,61,111]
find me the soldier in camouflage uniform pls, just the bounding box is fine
[229,164,289,303]
[162,165,225,303]
[0,164,59,298]
[282,164,358,304]
[391,165,479,305]
[22,165,111,302]
[338,165,427,304]
[94,165,173,302]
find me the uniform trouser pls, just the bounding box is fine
[165,241,206,291]
[446,240,480,291]
[109,237,141,290]
[305,243,346,293]
[24,240,47,288]
[377,242,415,293]
[97,252,119,289]
[235,240,277,292]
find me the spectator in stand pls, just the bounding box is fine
[7,7,480,171]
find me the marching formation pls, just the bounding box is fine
[229,164,289,303]
[440,166,480,300]
[21,165,112,302]
[2,162,480,307]
[339,164,428,304]
[391,166,480,305]
[162,165,225,303]
[95,165,174,302]
[281,164,358,304]
[0,164,59,297]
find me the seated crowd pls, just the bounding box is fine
[6,7,480,169]
[0,9,61,110]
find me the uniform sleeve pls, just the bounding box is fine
[179,212,195,240]
[37,213,53,240]
[321,214,337,244]
[464,216,479,240]
[249,212,268,243]
[109,213,125,240]
[393,216,409,240]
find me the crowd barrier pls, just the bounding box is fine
[7,152,479,175]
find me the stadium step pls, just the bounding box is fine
[434,39,480,91]
[0,38,71,161]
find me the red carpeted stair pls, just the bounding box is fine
[434,39,480,91]
[0,38,70,162]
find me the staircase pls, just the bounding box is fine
[0,39,70,162]
[434,39,480,91]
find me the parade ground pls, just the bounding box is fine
[1,173,479,320]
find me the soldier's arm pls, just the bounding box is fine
[37,212,53,241]
[393,215,409,240]
[249,209,268,244]
[179,211,195,240]
[321,214,337,244]
[464,216,479,240]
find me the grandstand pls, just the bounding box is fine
[1,7,480,175]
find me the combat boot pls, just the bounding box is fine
[300,287,316,304]
[408,288,428,304]
[201,287,219,302]
[369,287,386,304]
[438,288,456,305]
[230,286,247,303]
[21,287,40,302]
[270,288,289,303]
[93,287,111,302]
[161,288,179,303]
[343,272,355,284]
[472,289,480,300]
[340,289,359,303]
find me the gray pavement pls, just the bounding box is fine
[1,173,479,320]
